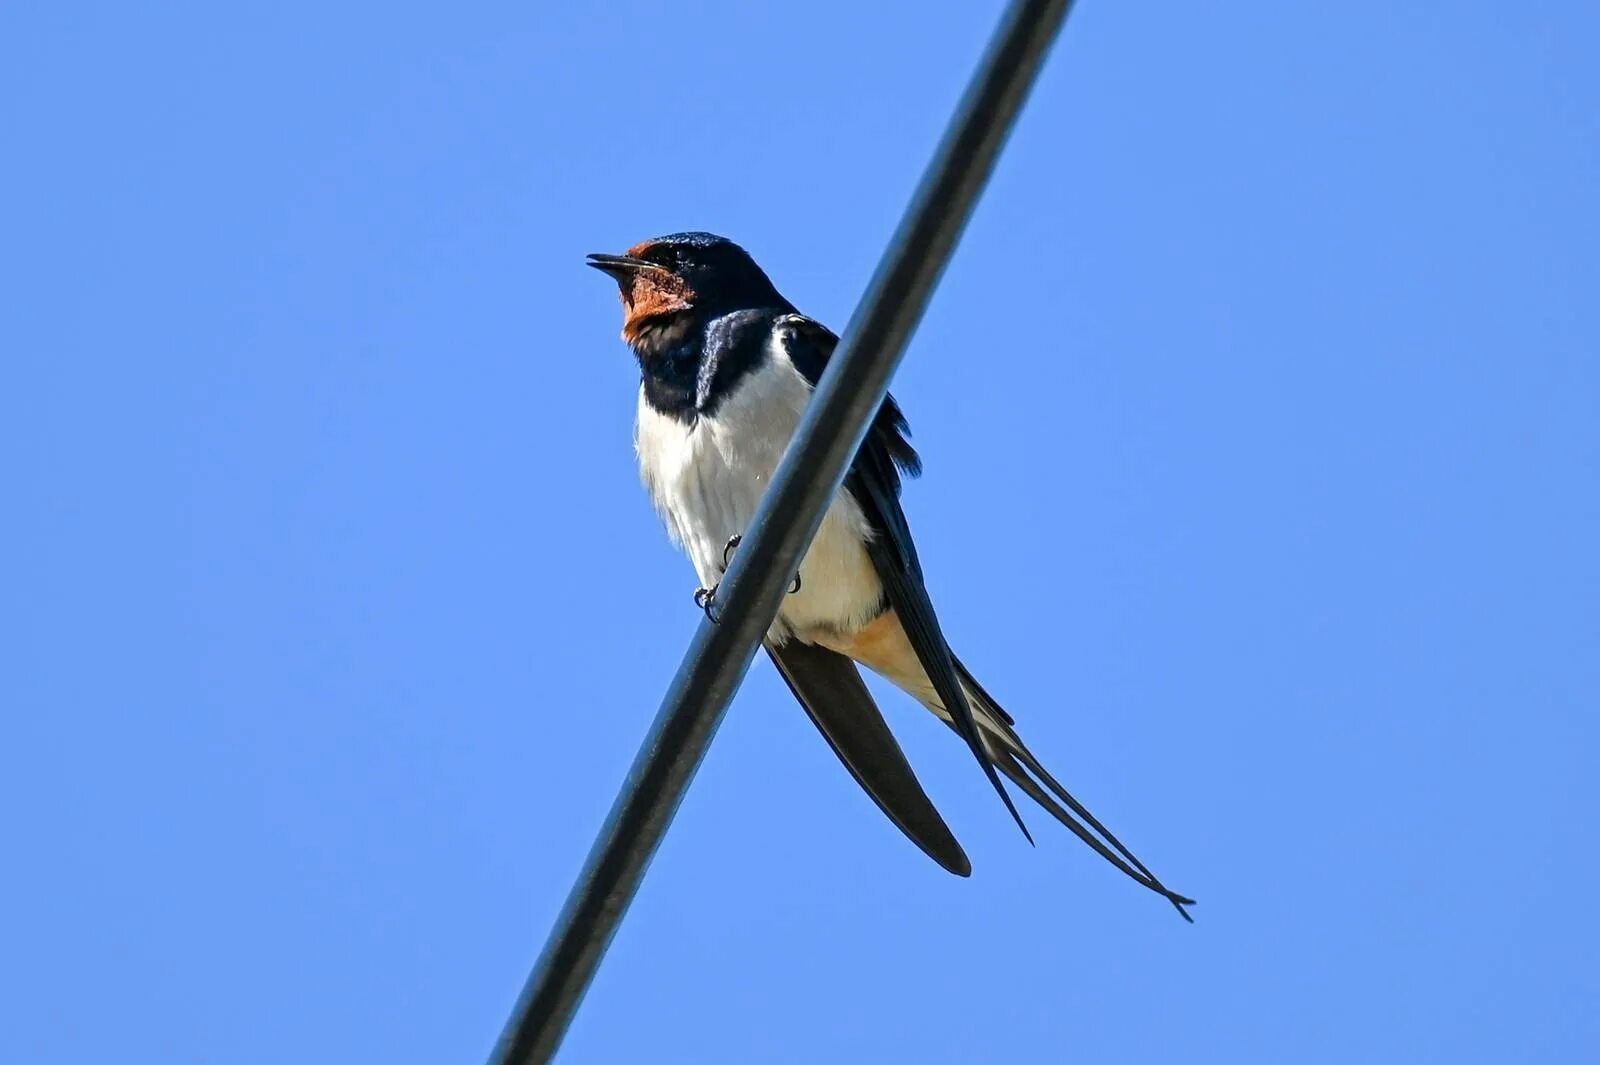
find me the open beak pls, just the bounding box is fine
[585,252,661,281]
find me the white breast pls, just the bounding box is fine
[634,342,883,645]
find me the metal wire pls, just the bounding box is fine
[489,2,1074,1060]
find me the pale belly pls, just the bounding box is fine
[634,360,884,644]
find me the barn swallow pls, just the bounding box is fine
[588,232,1193,919]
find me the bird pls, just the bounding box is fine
[587,231,1194,919]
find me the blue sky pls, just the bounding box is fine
[4,2,1597,1062]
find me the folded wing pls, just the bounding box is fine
[766,639,970,876]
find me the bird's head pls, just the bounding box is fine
[587,232,787,351]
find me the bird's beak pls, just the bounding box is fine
[585,252,661,281]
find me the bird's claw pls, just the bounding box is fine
[693,585,721,623]
[721,532,801,594]
[720,534,743,572]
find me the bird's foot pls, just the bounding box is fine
[720,533,802,594]
[693,584,721,623]
[720,534,742,572]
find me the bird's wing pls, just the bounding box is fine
[775,315,1194,917]
[765,640,970,876]
[774,314,1031,842]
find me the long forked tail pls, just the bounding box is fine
[951,658,1196,922]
